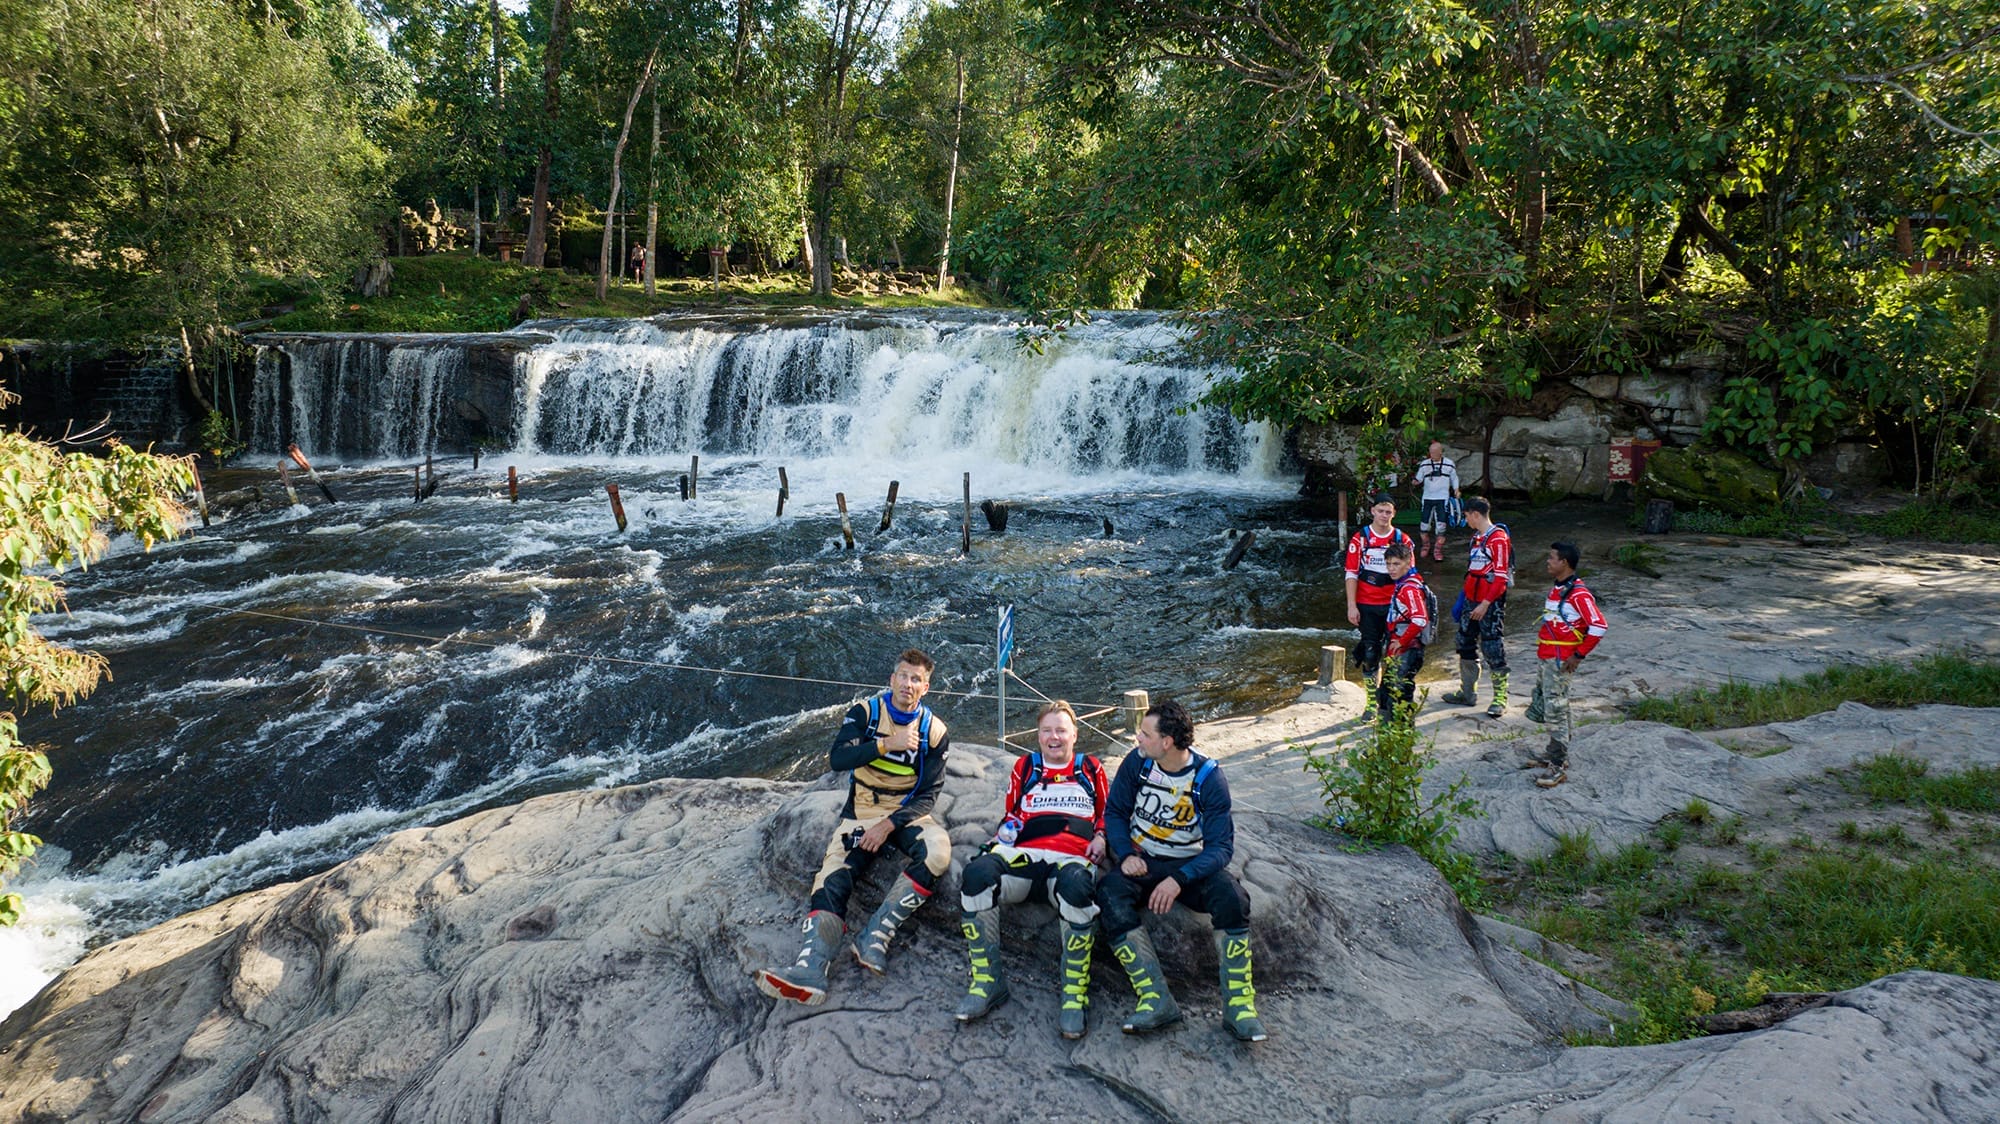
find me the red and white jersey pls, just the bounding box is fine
[1462,524,1514,603]
[1344,525,1410,607]
[995,753,1108,860]
[1537,577,1607,659]
[1387,572,1432,648]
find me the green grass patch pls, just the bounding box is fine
[1650,497,2000,545]
[1627,653,2000,729]
[254,253,997,335]
[1488,807,2000,1046]
[1844,754,2000,812]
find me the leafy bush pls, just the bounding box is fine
[1299,698,1483,902]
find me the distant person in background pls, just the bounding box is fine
[755,649,952,1004]
[1344,493,1414,721]
[1441,498,1514,717]
[1378,542,1432,721]
[1525,543,1608,788]
[1096,699,1266,1042]
[1413,441,1460,562]
[628,242,646,284]
[954,700,1109,1038]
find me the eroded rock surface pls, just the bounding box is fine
[5,741,1999,1121]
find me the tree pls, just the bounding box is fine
[0,393,192,925]
[0,0,383,347]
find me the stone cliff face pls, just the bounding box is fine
[2,744,1996,1123]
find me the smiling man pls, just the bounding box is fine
[755,649,952,1004]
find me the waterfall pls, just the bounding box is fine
[251,312,1280,479]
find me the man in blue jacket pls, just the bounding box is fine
[756,649,952,1005]
[1095,699,1266,1042]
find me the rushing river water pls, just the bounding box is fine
[4,310,1370,1016]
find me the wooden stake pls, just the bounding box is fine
[1122,689,1150,734]
[961,472,971,555]
[1102,516,1115,538]
[606,483,628,532]
[191,462,211,528]
[472,446,481,471]
[878,480,899,532]
[836,491,855,549]
[285,444,337,503]
[413,466,423,503]
[508,465,519,503]
[678,474,689,502]
[776,467,789,517]
[1318,645,1346,686]
[277,461,300,507]
[1222,529,1256,570]
[689,454,698,500]
[981,499,1009,532]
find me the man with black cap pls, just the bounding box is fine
[1343,492,1413,719]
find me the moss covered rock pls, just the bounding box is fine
[1641,446,1781,515]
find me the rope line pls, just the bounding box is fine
[208,605,1123,710]
[1005,666,1131,747]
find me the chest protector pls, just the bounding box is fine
[864,694,935,776]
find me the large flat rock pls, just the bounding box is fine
[4,743,1997,1120]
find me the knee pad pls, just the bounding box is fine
[1053,865,1100,925]
[959,855,1003,912]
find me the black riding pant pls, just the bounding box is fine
[1096,860,1250,940]
[1453,593,1509,674]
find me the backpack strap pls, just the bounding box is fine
[1189,756,1219,805]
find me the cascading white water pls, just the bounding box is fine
[249,338,467,458]
[254,312,1281,479]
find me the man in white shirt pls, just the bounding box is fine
[1414,440,1461,563]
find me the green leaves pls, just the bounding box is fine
[0,427,189,923]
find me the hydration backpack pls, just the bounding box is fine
[1400,574,1441,648]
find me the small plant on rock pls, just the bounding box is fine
[1298,696,1483,903]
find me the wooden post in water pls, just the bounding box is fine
[276,461,300,506]
[1122,689,1150,734]
[678,474,689,502]
[981,499,1009,532]
[1222,529,1256,570]
[285,444,337,503]
[1102,516,1115,538]
[413,466,423,502]
[508,466,520,503]
[425,454,436,492]
[606,483,628,532]
[1337,490,1348,554]
[472,446,481,471]
[776,467,789,517]
[1318,645,1346,686]
[836,491,855,549]
[961,473,971,555]
[191,462,211,528]
[688,455,699,500]
[878,480,899,532]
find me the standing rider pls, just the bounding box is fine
[955,701,1110,1038]
[1414,440,1461,563]
[756,649,952,1004]
[1440,498,1514,717]
[1095,699,1267,1042]
[1525,544,1608,788]
[1345,493,1412,720]
[1378,542,1432,722]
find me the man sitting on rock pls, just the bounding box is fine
[1525,542,1608,788]
[1095,699,1266,1042]
[756,649,952,1004]
[954,700,1109,1038]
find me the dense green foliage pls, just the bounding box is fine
[0,388,191,924]
[2,0,1997,484]
[1627,653,2000,728]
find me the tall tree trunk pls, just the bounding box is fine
[936,54,964,295]
[524,0,570,269]
[645,88,659,296]
[471,184,482,256]
[799,204,815,279]
[597,49,660,302]
[490,0,506,220]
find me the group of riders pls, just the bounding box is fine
[752,440,1608,1039]
[754,651,1265,1043]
